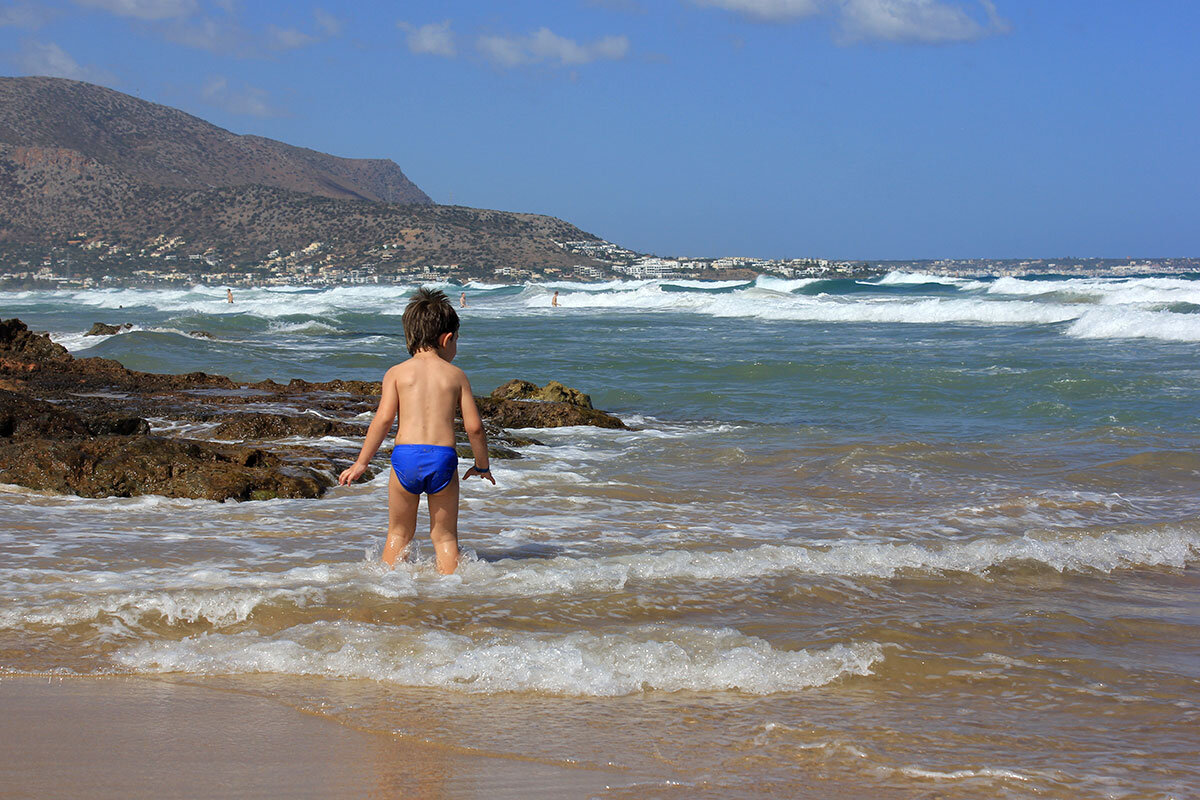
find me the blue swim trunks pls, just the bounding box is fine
[390,444,458,495]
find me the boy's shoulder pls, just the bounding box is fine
[385,358,466,380]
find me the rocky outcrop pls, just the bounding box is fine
[86,322,132,336]
[475,396,627,430]
[209,412,366,441]
[0,318,626,501]
[0,389,91,438]
[0,317,72,365]
[490,379,594,409]
[0,436,330,501]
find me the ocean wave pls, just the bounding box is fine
[873,271,976,287]
[530,284,1080,325]
[3,528,1193,633]
[111,622,884,695]
[50,326,142,351]
[753,275,824,293]
[987,275,1200,306]
[1066,307,1200,342]
[22,278,1200,341]
[266,319,340,335]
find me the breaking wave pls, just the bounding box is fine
[112,622,885,695]
[3,527,1194,635]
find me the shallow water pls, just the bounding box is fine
[2,273,1198,797]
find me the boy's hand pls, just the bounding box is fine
[338,462,368,486]
[463,466,496,485]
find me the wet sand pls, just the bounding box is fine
[0,675,626,799]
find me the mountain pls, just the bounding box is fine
[0,77,599,274]
[0,76,430,204]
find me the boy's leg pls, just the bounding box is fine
[426,473,460,575]
[383,469,419,567]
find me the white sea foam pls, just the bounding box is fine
[987,275,1200,306]
[31,285,426,318]
[536,279,653,292]
[662,278,753,290]
[267,319,340,335]
[3,528,1193,634]
[524,281,1083,326]
[1066,307,1200,342]
[874,271,974,286]
[898,765,1032,782]
[753,275,824,293]
[112,621,885,695]
[23,278,1200,341]
[51,326,142,352]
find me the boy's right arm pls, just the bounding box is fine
[338,368,399,485]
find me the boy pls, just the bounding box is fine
[337,288,495,574]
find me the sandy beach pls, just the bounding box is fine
[0,675,627,799]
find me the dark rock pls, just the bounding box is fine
[0,318,620,501]
[188,330,215,339]
[491,379,540,401]
[209,412,366,441]
[283,377,382,396]
[0,318,71,365]
[475,396,627,430]
[0,435,331,501]
[491,379,593,408]
[85,414,151,436]
[86,322,132,336]
[0,388,90,438]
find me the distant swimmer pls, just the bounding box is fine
[226,288,234,304]
[460,292,468,308]
[552,290,559,308]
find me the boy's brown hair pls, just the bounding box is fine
[402,287,460,355]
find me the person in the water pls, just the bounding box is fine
[338,288,494,574]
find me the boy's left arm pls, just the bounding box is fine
[459,377,495,485]
[338,369,399,485]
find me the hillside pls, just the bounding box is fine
[0,76,430,204]
[0,77,601,276]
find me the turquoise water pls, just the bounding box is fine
[1,272,1198,798]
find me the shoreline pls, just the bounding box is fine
[0,674,629,799]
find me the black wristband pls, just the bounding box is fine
[473,464,490,473]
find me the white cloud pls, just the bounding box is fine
[15,40,116,83]
[693,0,822,22]
[693,0,1009,44]
[398,20,456,57]
[0,2,51,28]
[200,75,283,117]
[161,15,248,54]
[72,0,196,20]
[477,27,630,68]
[587,0,647,13]
[313,8,342,37]
[838,0,1006,43]
[265,24,316,50]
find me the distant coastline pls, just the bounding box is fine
[2,234,1197,291]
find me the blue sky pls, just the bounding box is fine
[2,0,1198,260]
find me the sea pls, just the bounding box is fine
[2,272,1198,798]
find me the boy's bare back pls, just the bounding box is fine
[387,352,469,448]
